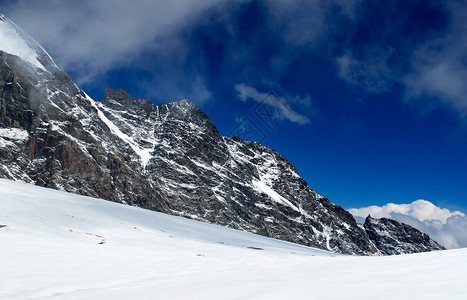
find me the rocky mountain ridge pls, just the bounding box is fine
[0,12,444,255]
[363,216,445,255]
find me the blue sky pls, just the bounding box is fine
[2,0,466,215]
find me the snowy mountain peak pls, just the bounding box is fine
[0,14,60,73]
[170,98,197,111]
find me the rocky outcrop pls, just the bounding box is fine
[363,216,445,255]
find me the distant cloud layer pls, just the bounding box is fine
[349,200,467,249]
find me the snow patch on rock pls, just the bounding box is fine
[252,179,300,212]
[86,93,153,168]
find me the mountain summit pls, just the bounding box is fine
[0,13,444,255]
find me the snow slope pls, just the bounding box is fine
[0,15,45,71]
[1,179,466,299]
[0,13,59,72]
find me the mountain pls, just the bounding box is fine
[0,12,444,255]
[363,216,445,255]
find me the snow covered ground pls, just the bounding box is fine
[1,179,466,299]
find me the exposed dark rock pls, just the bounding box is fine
[363,215,445,255]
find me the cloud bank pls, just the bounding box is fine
[349,200,467,249]
[1,0,361,104]
[2,0,232,103]
[3,0,222,75]
[3,0,466,118]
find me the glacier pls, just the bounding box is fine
[0,179,466,299]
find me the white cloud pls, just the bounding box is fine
[235,83,311,125]
[349,199,464,224]
[6,0,465,116]
[4,0,225,78]
[349,200,467,249]
[3,0,231,103]
[2,0,365,105]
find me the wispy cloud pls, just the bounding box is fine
[265,0,361,46]
[336,47,395,93]
[333,0,467,117]
[402,1,467,116]
[5,0,465,118]
[235,83,311,125]
[4,0,222,74]
[349,200,467,249]
[1,0,366,106]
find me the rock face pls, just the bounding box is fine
[0,13,445,255]
[363,216,445,255]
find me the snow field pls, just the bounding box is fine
[0,179,466,299]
